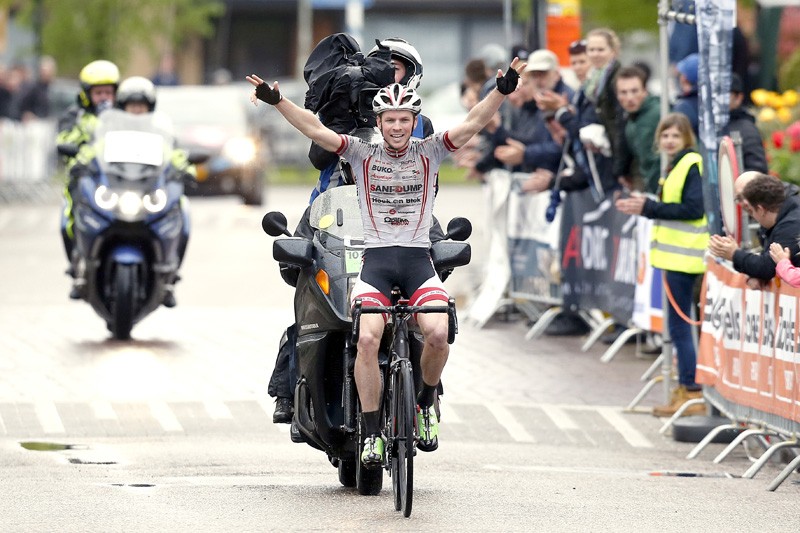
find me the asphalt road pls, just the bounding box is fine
[0,184,797,531]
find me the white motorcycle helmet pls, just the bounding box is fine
[368,38,423,89]
[116,76,157,112]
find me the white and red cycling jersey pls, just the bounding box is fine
[335,131,457,249]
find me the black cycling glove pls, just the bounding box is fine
[255,82,282,105]
[496,66,520,95]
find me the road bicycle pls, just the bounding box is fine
[352,294,457,517]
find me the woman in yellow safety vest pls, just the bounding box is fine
[614,112,709,418]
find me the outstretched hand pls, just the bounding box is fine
[246,74,282,106]
[769,242,791,264]
[495,57,527,95]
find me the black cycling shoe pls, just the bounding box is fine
[273,397,294,424]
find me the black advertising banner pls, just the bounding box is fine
[559,188,637,324]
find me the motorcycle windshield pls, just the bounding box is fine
[309,185,364,243]
[93,109,176,184]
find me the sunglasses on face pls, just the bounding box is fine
[569,39,587,55]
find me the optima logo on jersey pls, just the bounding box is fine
[369,184,423,193]
[384,217,410,225]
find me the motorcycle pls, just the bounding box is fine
[58,109,201,340]
[262,183,472,495]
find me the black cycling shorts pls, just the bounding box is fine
[350,246,448,308]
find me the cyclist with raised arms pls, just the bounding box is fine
[247,55,526,466]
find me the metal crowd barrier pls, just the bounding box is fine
[0,118,58,183]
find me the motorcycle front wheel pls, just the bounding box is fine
[111,263,136,340]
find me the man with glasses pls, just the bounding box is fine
[708,172,800,288]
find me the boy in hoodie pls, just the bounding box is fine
[723,73,767,173]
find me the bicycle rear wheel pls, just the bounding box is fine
[390,359,415,516]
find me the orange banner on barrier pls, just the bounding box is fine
[699,258,800,423]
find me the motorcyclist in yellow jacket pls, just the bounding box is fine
[58,59,120,295]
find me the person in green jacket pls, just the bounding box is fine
[613,65,661,194]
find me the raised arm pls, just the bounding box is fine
[447,57,527,149]
[246,74,342,153]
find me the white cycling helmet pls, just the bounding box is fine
[368,38,423,88]
[372,83,422,116]
[116,76,157,111]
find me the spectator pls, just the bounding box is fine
[478,43,508,99]
[461,58,489,111]
[614,65,662,194]
[770,242,800,287]
[583,28,623,155]
[673,53,699,137]
[0,65,12,119]
[490,49,573,174]
[723,73,767,173]
[211,68,232,85]
[708,172,800,287]
[2,64,28,120]
[151,52,180,86]
[18,56,57,121]
[567,39,590,87]
[668,0,698,65]
[615,113,708,417]
[454,58,489,176]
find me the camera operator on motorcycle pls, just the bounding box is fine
[269,38,441,426]
[57,60,120,296]
[66,75,196,307]
[248,55,526,465]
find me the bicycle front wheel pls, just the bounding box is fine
[390,359,415,517]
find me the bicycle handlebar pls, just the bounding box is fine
[358,304,449,315]
[351,299,458,345]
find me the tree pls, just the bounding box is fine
[7,0,224,75]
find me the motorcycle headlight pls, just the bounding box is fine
[94,185,119,211]
[143,188,168,213]
[118,191,143,218]
[222,137,257,164]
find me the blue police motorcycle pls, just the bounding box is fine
[61,109,195,340]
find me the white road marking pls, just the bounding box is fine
[597,407,653,448]
[149,401,183,432]
[34,402,65,434]
[0,411,6,435]
[440,401,462,424]
[204,400,233,420]
[541,405,580,430]
[90,400,117,420]
[487,403,535,443]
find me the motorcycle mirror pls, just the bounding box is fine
[262,211,291,237]
[57,143,79,158]
[444,217,472,241]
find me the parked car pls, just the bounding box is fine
[155,85,267,205]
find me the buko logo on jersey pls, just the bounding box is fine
[370,183,423,193]
[370,163,394,173]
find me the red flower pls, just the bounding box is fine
[788,121,800,141]
[791,137,800,153]
[773,130,785,148]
